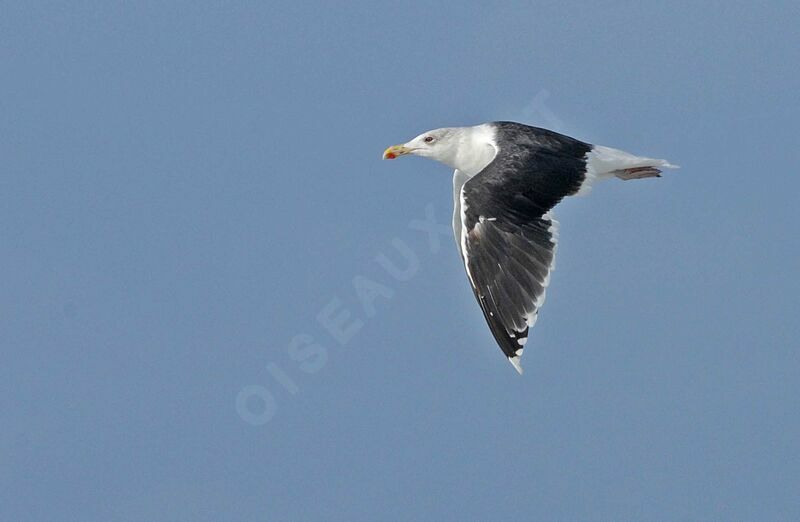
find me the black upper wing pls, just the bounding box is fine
[459,123,591,371]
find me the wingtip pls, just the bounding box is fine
[509,356,524,375]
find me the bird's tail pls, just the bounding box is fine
[590,145,678,179]
[578,145,677,195]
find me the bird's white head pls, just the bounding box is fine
[383,127,463,167]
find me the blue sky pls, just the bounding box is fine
[2,1,799,520]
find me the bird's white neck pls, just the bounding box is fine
[437,124,498,177]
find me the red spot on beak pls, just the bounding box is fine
[385,152,396,159]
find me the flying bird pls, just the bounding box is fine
[383,121,676,374]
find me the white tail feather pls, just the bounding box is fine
[577,145,678,195]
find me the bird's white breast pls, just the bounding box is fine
[452,124,499,177]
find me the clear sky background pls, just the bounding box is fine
[2,1,799,520]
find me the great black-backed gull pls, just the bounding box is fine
[383,121,676,374]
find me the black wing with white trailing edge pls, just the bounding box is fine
[458,123,592,373]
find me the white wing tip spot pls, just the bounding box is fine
[509,356,524,375]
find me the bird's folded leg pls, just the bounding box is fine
[613,167,662,180]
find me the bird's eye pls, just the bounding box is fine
[424,136,434,143]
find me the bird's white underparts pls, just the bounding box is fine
[383,121,676,374]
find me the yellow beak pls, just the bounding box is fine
[382,145,412,160]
